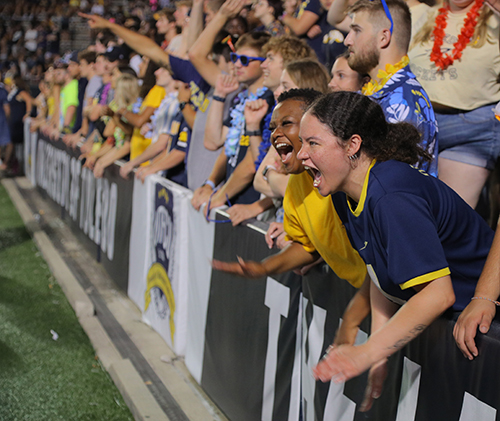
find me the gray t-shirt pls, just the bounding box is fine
[84,75,103,105]
[187,87,240,191]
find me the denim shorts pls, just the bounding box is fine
[436,103,500,171]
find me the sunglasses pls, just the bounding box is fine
[230,52,266,67]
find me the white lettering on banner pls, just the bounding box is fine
[106,182,117,260]
[69,158,81,221]
[101,178,109,254]
[302,298,326,421]
[80,168,96,239]
[262,278,290,421]
[95,178,102,246]
[154,206,174,262]
[36,140,72,208]
[396,357,421,421]
[61,153,70,209]
[35,138,117,260]
[323,320,366,420]
[459,392,496,421]
[289,294,302,421]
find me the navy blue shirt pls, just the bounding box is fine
[169,56,211,113]
[165,111,191,188]
[332,160,493,310]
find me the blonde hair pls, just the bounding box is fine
[114,74,140,110]
[285,59,331,93]
[411,4,493,50]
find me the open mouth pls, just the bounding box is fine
[275,142,294,164]
[304,165,322,188]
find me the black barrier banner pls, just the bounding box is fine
[202,217,302,421]
[302,264,500,421]
[34,133,133,291]
[202,217,500,420]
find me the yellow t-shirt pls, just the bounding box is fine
[47,96,55,118]
[409,9,500,110]
[283,171,366,288]
[130,85,166,160]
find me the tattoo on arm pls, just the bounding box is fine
[386,324,427,351]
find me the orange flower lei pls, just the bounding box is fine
[430,0,484,71]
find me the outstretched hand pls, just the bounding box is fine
[78,12,111,29]
[211,256,267,279]
[313,343,372,384]
[453,298,496,359]
[219,0,248,18]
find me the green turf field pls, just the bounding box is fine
[0,184,133,421]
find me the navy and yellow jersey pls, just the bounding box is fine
[169,56,211,113]
[295,0,327,65]
[321,18,347,71]
[165,112,191,188]
[331,160,494,310]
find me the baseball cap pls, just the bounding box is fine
[104,46,127,62]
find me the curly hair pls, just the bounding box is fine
[261,35,316,64]
[277,88,322,109]
[307,91,432,165]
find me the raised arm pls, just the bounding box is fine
[204,74,239,150]
[79,13,171,68]
[281,10,320,36]
[186,0,205,53]
[188,0,246,86]
[327,0,353,29]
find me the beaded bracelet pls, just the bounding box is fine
[471,296,500,306]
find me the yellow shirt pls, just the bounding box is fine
[47,96,55,118]
[409,10,500,110]
[283,171,366,288]
[130,85,166,160]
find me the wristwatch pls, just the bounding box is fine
[262,165,277,182]
[179,101,189,111]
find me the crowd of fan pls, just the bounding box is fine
[0,0,499,228]
[1,0,500,404]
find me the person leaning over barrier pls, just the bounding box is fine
[297,91,494,403]
[212,88,392,410]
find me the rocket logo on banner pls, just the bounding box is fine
[145,185,177,344]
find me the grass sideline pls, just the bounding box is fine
[0,184,133,420]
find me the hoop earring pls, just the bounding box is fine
[348,153,359,169]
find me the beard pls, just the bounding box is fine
[347,46,380,76]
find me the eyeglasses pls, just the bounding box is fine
[206,190,232,223]
[230,52,266,67]
[374,0,393,35]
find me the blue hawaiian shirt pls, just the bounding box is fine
[368,65,438,177]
